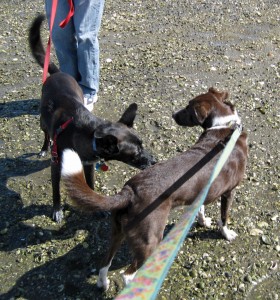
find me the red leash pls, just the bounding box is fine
[51,117,74,164]
[59,0,74,29]
[42,0,74,83]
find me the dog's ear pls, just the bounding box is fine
[208,87,229,102]
[95,134,119,155]
[118,103,138,127]
[194,102,212,124]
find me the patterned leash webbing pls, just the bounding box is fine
[115,125,242,300]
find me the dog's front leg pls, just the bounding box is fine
[218,190,237,241]
[197,205,212,227]
[38,118,50,157]
[83,164,94,189]
[51,162,63,223]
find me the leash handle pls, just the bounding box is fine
[59,0,75,28]
[42,0,74,83]
[115,126,242,300]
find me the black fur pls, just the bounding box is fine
[29,15,156,222]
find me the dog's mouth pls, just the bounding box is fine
[139,158,157,170]
[172,110,196,127]
[124,151,157,170]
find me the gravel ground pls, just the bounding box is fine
[0,0,279,299]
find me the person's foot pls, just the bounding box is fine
[83,94,98,112]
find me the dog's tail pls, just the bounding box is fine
[29,14,59,75]
[61,149,132,212]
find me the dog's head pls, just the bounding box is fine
[172,87,240,129]
[93,103,156,169]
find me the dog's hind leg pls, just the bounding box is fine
[97,214,124,291]
[122,218,167,286]
[39,118,50,157]
[51,162,64,223]
[122,238,159,286]
[218,190,237,241]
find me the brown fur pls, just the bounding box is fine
[62,88,248,288]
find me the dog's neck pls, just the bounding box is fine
[208,110,241,130]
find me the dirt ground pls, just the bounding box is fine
[0,0,279,299]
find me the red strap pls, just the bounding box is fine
[42,0,58,83]
[59,0,75,28]
[42,0,74,83]
[59,117,74,131]
[51,117,74,164]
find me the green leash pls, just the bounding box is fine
[115,125,242,300]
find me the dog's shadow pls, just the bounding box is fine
[0,153,52,249]
[0,98,40,118]
[1,208,129,300]
[0,152,129,299]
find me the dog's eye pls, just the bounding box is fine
[134,146,143,158]
[136,147,141,156]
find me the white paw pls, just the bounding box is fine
[38,150,47,157]
[52,209,64,223]
[122,272,137,286]
[96,276,110,291]
[198,216,212,228]
[218,220,237,241]
[223,229,238,241]
[203,217,212,228]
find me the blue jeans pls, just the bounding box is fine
[45,0,105,96]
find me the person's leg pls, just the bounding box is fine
[45,0,79,80]
[73,0,105,97]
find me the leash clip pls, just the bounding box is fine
[228,120,242,132]
[51,150,59,164]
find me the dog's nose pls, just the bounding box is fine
[151,156,157,165]
[172,112,180,123]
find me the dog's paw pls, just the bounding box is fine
[97,266,110,291]
[52,209,64,223]
[218,220,237,241]
[197,205,212,228]
[223,229,238,241]
[122,271,137,286]
[38,150,48,158]
[198,216,212,228]
[96,276,110,291]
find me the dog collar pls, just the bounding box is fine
[207,121,242,131]
[91,137,109,171]
[81,159,109,171]
[208,111,241,130]
[92,137,98,154]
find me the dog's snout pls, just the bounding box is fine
[172,111,182,125]
[138,151,157,169]
[172,111,179,121]
[151,156,157,165]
